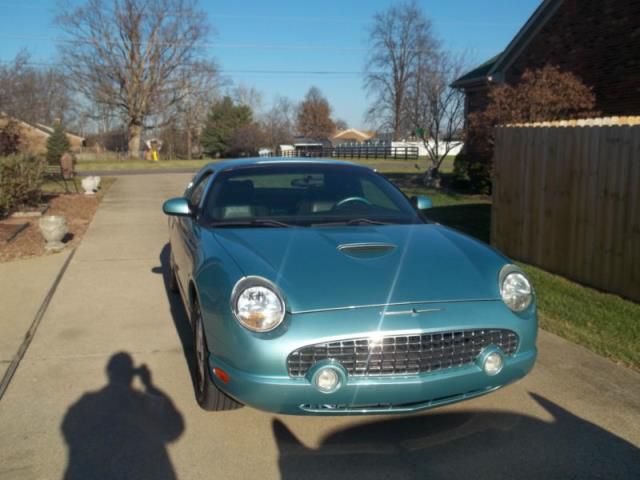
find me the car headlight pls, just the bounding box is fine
[231,277,285,332]
[499,266,533,312]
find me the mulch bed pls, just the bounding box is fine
[0,190,109,263]
[0,223,29,243]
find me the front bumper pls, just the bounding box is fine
[209,348,536,415]
[203,299,537,415]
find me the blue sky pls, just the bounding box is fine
[0,0,541,128]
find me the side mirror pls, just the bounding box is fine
[162,197,192,217]
[411,195,433,210]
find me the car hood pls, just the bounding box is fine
[211,224,507,313]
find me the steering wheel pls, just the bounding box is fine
[333,196,372,209]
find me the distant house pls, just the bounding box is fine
[292,137,331,157]
[331,128,376,146]
[452,0,640,126]
[0,113,85,154]
[278,144,295,157]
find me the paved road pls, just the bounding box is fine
[0,174,638,480]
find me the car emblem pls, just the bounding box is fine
[381,307,443,317]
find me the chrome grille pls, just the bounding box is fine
[287,329,519,377]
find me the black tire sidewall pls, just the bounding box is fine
[192,303,210,405]
[191,299,243,411]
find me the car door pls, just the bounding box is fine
[173,171,214,298]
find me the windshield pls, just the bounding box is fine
[201,164,422,227]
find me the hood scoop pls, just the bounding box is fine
[337,243,396,259]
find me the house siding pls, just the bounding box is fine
[0,116,84,154]
[505,0,640,116]
[461,85,492,161]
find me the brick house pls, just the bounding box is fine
[0,113,85,154]
[452,0,640,131]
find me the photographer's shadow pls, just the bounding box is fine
[61,352,184,480]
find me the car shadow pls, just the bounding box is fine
[426,203,492,244]
[152,243,197,390]
[61,352,184,480]
[274,393,640,479]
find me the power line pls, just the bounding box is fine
[0,59,370,76]
[0,33,362,52]
[0,33,494,54]
[0,3,520,27]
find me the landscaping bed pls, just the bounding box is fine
[0,178,115,262]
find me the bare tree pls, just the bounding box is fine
[364,1,437,140]
[174,61,221,159]
[0,50,74,126]
[232,84,264,114]
[80,103,124,137]
[296,87,335,139]
[260,96,295,150]
[56,0,216,158]
[229,123,266,157]
[406,51,466,179]
[334,119,348,131]
[0,51,30,117]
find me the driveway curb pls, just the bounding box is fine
[0,248,76,401]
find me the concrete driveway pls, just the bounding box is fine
[0,174,638,480]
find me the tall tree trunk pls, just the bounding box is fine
[187,127,192,160]
[128,122,142,159]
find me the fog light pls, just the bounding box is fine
[483,351,504,376]
[313,367,341,393]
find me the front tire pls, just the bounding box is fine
[192,300,242,411]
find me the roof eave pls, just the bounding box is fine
[488,0,563,76]
[451,77,490,89]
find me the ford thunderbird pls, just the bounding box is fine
[163,158,537,415]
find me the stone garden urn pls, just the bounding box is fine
[81,176,101,195]
[38,215,68,252]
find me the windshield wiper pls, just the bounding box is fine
[209,219,293,228]
[346,218,394,226]
[314,218,394,227]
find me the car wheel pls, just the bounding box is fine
[168,252,179,293]
[192,300,242,411]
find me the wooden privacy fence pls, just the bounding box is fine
[492,118,640,302]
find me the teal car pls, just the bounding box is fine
[163,158,537,415]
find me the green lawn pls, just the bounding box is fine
[335,156,456,173]
[75,159,216,172]
[392,175,640,371]
[521,264,640,370]
[72,155,456,174]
